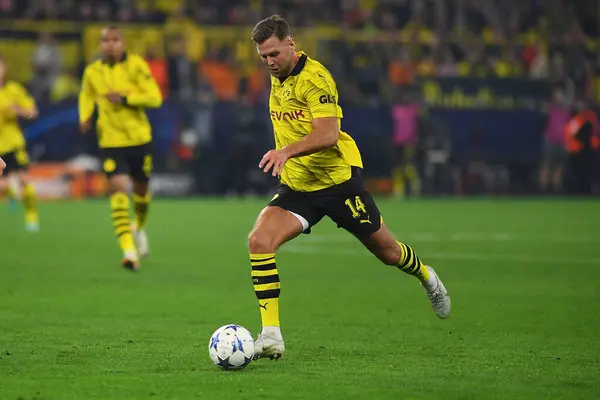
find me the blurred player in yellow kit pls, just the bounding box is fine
[79,26,162,271]
[0,56,40,231]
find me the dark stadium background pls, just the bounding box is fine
[1,1,599,399]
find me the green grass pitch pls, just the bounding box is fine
[1,198,599,400]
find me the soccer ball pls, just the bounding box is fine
[208,324,255,370]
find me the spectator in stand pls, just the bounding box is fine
[30,31,61,101]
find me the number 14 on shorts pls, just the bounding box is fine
[344,196,371,224]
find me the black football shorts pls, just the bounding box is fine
[0,147,29,174]
[268,167,382,236]
[102,143,153,183]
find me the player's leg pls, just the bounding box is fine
[392,145,406,198]
[403,145,421,197]
[356,220,450,318]
[0,174,9,206]
[249,188,320,360]
[0,151,23,212]
[129,148,153,259]
[326,169,450,318]
[103,154,138,270]
[10,149,39,231]
[248,206,305,360]
[16,170,39,232]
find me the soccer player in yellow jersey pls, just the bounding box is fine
[0,56,40,232]
[247,16,451,360]
[79,26,162,271]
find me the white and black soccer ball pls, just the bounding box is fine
[208,324,255,370]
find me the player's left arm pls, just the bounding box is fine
[122,58,163,108]
[10,83,38,119]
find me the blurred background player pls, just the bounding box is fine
[79,26,162,271]
[0,56,40,231]
[247,15,450,360]
[391,91,421,198]
[540,87,570,194]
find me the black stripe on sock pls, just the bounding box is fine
[256,289,280,300]
[404,246,414,267]
[251,263,277,271]
[112,207,127,212]
[409,257,421,274]
[252,274,280,285]
[113,222,130,230]
[116,230,131,238]
[250,256,275,263]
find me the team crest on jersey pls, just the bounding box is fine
[280,86,292,100]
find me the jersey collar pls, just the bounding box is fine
[289,52,307,77]
[102,51,128,65]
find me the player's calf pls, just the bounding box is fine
[107,175,140,270]
[358,223,451,319]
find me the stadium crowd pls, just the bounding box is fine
[0,0,598,196]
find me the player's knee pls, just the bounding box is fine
[108,175,129,194]
[247,230,277,254]
[18,174,29,187]
[380,242,401,266]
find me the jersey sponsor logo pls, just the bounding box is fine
[270,110,305,121]
[319,94,336,104]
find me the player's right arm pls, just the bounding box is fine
[0,156,5,176]
[280,74,340,158]
[9,83,38,119]
[78,67,96,133]
[260,74,341,176]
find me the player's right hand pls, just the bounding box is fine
[0,157,6,176]
[80,120,91,134]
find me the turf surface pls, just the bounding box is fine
[1,199,599,400]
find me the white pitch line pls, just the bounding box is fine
[279,245,600,265]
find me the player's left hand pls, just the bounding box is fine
[259,149,289,177]
[105,92,123,104]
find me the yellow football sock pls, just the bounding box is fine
[397,242,430,284]
[22,183,38,225]
[133,192,151,230]
[392,167,405,197]
[251,253,280,327]
[110,192,135,252]
[7,182,18,201]
[404,164,421,196]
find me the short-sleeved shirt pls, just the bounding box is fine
[269,52,363,192]
[0,81,35,154]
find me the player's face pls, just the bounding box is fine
[101,29,124,60]
[257,35,296,78]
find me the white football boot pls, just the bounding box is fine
[25,221,40,232]
[254,329,285,360]
[132,223,149,259]
[122,249,140,271]
[424,266,451,319]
